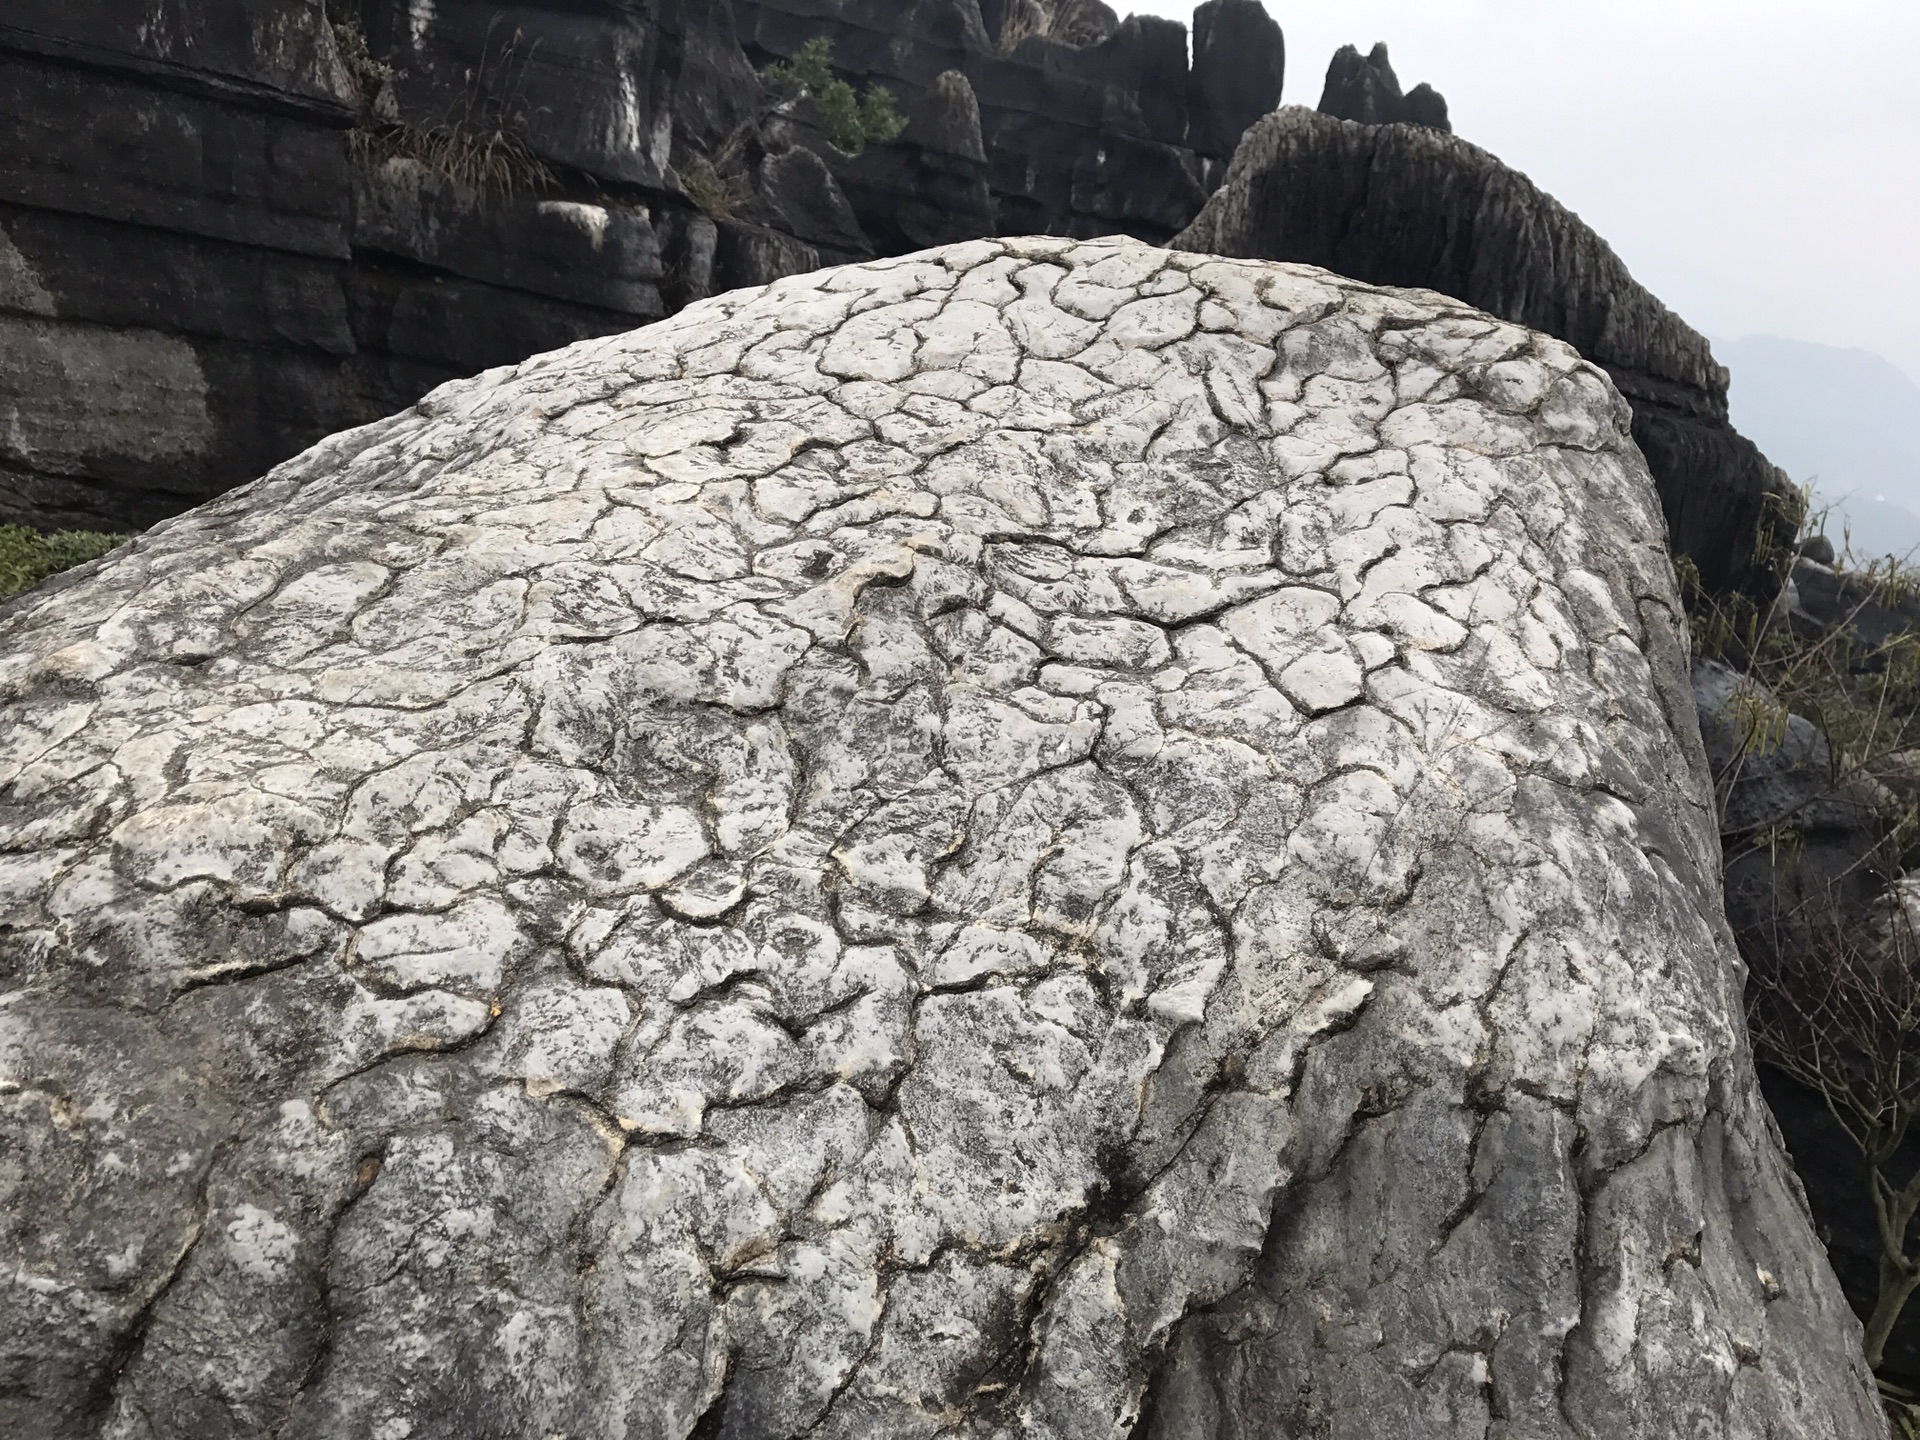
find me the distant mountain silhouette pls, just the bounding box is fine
[1721,335,1920,562]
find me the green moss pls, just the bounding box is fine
[0,526,129,600]
[762,38,907,154]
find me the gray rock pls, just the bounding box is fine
[737,0,1249,237]
[3,0,357,113]
[1174,106,1799,593]
[0,238,1881,1438]
[832,70,997,256]
[351,159,666,317]
[1318,42,1450,132]
[752,145,874,257]
[1692,657,1886,837]
[360,0,758,192]
[1188,0,1287,158]
[1698,562,1920,969]
[1763,1064,1920,1383]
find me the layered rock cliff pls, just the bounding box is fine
[0,238,1882,1438]
[1174,106,1798,593]
[0,0,1284,535]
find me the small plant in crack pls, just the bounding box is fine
[996,0,1116,52]
[760,37,906,155]
[330,8,394,98]
[680,125,755,221]
[1709,490,1920,1393]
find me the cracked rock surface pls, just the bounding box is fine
[0,237,1883,1438]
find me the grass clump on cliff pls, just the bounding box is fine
[351,122,555,200]
[0,526,128,600]
[761,38,906,154]
[335,7,556,202]
[997,0,1116,51]
[680,126,753,221]
[1685,502,1920,860]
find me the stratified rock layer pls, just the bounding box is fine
[0,239,1880,1438]
[0,0,1283,533]
[1175,107,1796,593]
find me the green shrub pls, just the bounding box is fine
[330,13,394,99]
[761,38,906,154]
[0,526,129,600]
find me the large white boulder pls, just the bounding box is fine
[0,238,1882,1437]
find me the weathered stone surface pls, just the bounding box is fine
[1174,106,1798,593]
[1,0,357,112]
[0,239,1880,1436]
[1694,657,1886,839]
[736,0,1235,241]
[1765,1065,1920,1384]
[356,0,760,192]
[1695,563,1920,1383]
[351,161,666,317]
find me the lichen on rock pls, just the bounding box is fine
[0,238,1883,1437]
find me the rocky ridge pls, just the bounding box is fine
[0,0,1802,605]
[0,239,1882,1437]
[1174,106,1798,594]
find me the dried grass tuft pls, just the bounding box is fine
[997,0,1114,52]
[352,122,555,200]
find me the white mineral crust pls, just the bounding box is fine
[0,238,1882,1438]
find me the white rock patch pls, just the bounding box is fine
[0,238,1880,1439]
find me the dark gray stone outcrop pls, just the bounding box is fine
[732,0,1273,242]
[1188,0,1287,157]
[1174,106,1798,592]
[1317,41,1449,131]
[0,237,1884,1439]
[0,0,1286,536]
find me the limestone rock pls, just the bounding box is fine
[1696,570,1920,1381]
[0,239,1880,1437]
[1693,658,1887,837]
[738,1,1224,245]
[1188,0,1288,157]
[1695,653,1889,1002]
[1318,42,1450,132]
[1174,106,1798,593]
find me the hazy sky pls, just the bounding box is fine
[1128,0,1920,384]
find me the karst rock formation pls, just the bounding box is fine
[1316,42,1451,132]
[0,239,1881,1436]
[1174,107,1796,594]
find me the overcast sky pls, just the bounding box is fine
[1128,0,1920,384]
